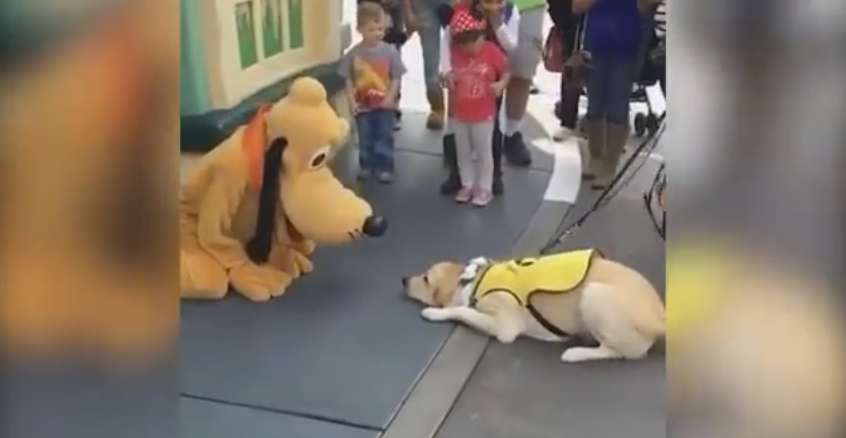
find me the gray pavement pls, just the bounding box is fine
[180,4,667,436]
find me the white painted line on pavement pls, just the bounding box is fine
[536,138,582,203]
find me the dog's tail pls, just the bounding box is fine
[635,304,666,338]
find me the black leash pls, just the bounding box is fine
[643,161,666,240]
[539,114,666,255]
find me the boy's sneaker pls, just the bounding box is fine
[471,189,493,207]
[377,171,394,184]
[357,169,371,181]
[454,186,473,203]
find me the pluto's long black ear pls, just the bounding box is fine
[246,137,287,264]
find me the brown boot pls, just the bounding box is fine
[426,90,445,130]
[591,122,628,189]
[582,119,605,180]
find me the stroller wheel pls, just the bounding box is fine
[634,113,647,137]
[645,112,659,134]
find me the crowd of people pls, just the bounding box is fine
[341,0,657,206]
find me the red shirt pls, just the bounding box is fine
[449,41,506,123]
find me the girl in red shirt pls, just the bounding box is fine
[444,10,510,206]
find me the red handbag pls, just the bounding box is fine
[543,26,565,72]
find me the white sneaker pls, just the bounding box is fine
[552,127,573,142]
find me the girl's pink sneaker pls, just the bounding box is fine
[454,186,473,203]
[471,189,493,207]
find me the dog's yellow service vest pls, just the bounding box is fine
[470,249,600,306]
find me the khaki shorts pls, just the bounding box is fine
[508,6,547,79]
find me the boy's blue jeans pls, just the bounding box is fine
[356,109,395,172]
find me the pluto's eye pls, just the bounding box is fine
[308,146,331,169]
[423,275,430,285]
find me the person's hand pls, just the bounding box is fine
[440,71,455,88]
[487,10,504,29]
[490,80,507,96]
[405,11,422,34]
[380,95,396,109]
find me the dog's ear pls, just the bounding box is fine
[431,263,465,307]
[432,284,452,307]
[245,137,287,263]
[269,137,289,174]
[442,262,466,280]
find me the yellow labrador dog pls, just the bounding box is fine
[402,249,665,362]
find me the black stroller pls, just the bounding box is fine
[555,1,666,137]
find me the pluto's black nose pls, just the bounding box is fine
[362,215,388,237]
[401,276,409,286]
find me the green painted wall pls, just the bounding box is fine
[180,0,212,115]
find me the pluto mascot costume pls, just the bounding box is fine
[180,77,388,302]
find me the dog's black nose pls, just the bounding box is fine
[401,276,409,286]
[362,215,388,237]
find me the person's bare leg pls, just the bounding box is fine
[505,77,532,121]
[501,77,533,167]
[502,6,546,167]
[505,77,532,125]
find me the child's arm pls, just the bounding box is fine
[490,50,510,95]
[386,78,401,107]
[492,71,511,95]
[384,46,407,107]
[345,79,359,113]
[345,78,357,102]
[337,51,359,113]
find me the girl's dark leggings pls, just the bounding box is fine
[492,96,504,179]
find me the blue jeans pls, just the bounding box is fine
[416,0,452,93]
[585,53,637,126]
[356,109,395,172]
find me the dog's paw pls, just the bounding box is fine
[560,346,620,363]
[560,347,598,363]
[421,307,450,322]
[495,329,519,344]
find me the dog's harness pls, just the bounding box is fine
[456,257,491,307]
[459,251,600,338]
